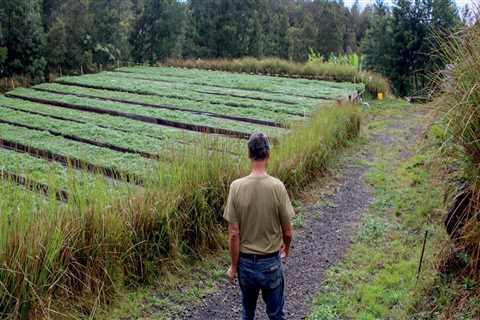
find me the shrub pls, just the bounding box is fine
[440,23,480,274]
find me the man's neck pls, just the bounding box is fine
[250,161,268,177]
[250,169,268,177]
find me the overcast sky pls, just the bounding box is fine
[343,0,476,9]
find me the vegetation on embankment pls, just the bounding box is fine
[0,104,360,319]
[163,58,390,98]
[409,21,480,318]
[309,99,450,319]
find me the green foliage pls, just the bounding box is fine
[0,0,46,80]
[130,0,186,63]
[0,101,361,317]
[0,0,386,79]
[165,57,389,97]
[310,49,361,69]
[439,21,480,273]
[361,0,462,96]
[46,18,67,71]
[10,87,285,137]
[309,100,447,320]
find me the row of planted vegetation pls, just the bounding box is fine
[0,66,361,318]
[163,57,390,97]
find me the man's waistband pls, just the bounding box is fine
[239,251,279,260]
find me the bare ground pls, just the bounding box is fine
[111,104,428,320]
[178,107,427,320]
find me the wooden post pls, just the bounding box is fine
[416,230,429,284]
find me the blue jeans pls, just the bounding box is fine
[238,254,285,320]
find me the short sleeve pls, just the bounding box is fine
[278,183,295,225]
[223,183,238,224]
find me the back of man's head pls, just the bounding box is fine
[248,133,270,161]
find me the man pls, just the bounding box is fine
[224,132,295,320]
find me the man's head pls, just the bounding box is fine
[248,133,270,165]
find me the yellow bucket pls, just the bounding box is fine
[377,92,384,100]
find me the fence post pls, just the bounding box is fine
[416,230,429,285]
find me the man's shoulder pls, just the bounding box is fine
[231,176,247,186]
[266,175,285,187]
[230,175,286,190]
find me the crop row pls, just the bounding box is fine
[8,89,286,138]
[0,96,245,156]
[0,96,198,142]
[107,71,331,104]
[0,148,135,199]
[0,106,185,159]
[117,66,362,99]
[35,83,306,122]
[34,83,312,117]
[0,122,158,180]
[55,74,323,113]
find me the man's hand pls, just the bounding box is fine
[227,224,240,283]
[280,244,289,262]
[227,265,237,283]
[281,224,293,263]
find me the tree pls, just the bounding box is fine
[310,0,347,58]
[0,23,7,76]
[425,0,461,78]
[0,0,46,81]
[58,0,93,71]
[361,0,393,75]
[46,17,67,73]
[90,0,132,65]
[130,0,186,63]
[287,13,316,61]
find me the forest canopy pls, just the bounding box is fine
[0,0,470,96]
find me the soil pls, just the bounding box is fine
[180,156,371,320]
[120,104,428,320]
[178,107,427,320]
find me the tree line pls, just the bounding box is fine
[0,0,470,95]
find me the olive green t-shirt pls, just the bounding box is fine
[223,175,295,255]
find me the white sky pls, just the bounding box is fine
[343,0,477,9]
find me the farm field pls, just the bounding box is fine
[0,67,360,208]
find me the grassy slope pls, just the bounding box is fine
[309,99,451,319]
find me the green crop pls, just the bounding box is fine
[116,66,362,99]
[56,73,325,112]
[35,82,307,121]
[0,122,158,177]
[9,88,286,137]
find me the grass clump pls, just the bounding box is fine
[163,57,390,98]
[439,22,480,274]
[0,103,360,319]
[309,100,448,320]
[407,21,480,319]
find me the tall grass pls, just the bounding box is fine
[163,57,390,97]
[0,104,360,318]
[440,22,480,274]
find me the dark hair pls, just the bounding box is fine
[248,133,270,160]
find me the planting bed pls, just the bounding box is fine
[0,66,358,203]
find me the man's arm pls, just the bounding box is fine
[281,223,293,260]
[227,223,240,282]
[278,182,295,261]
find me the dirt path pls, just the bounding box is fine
[106,103,428,320]
[178,105,427,320]
[180,156,371,320]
